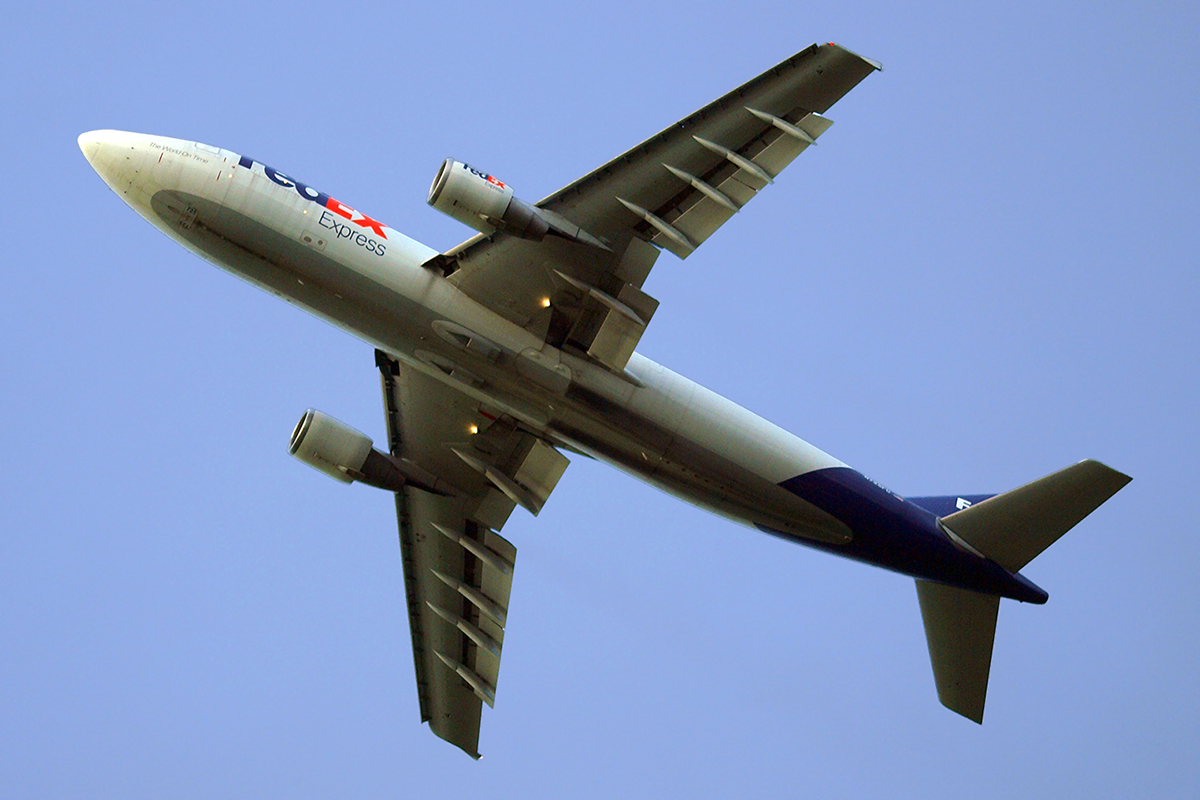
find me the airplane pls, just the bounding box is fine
[79,42,1129,758]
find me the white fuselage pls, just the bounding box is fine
[81,130,856,546]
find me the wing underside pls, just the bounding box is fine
[376,351,567,757]
[436,43,880,371]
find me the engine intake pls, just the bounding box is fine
[289,409,452,494]
[427,159,549,240]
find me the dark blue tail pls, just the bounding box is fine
[906,494,995,518]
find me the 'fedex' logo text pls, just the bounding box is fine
[237,155,388,239]
[462,162,506,191]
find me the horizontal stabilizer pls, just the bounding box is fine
[916,580,1000,723]
[940,460,1131,572]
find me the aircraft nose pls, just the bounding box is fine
[78,129,118,171]
[77,130,103,165]
[78,129,145,187]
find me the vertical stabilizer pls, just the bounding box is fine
[915,580,1000,723]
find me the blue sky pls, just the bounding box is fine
[2,1,1197,797]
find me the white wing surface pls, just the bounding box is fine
[376,352,568,758]
[430,43,879,371]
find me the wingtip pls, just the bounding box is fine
[825,42,884,71]
[1078,458,1132,487]
[941,695,985,725]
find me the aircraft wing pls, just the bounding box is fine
[432,43,880,373]
[375,351,568,758]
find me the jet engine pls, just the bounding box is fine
[288,409,451,494]
[427,159,549,240]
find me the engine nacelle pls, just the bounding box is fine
[289,409,375,484]
[427,159,549,240]
[289,409,455,494]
